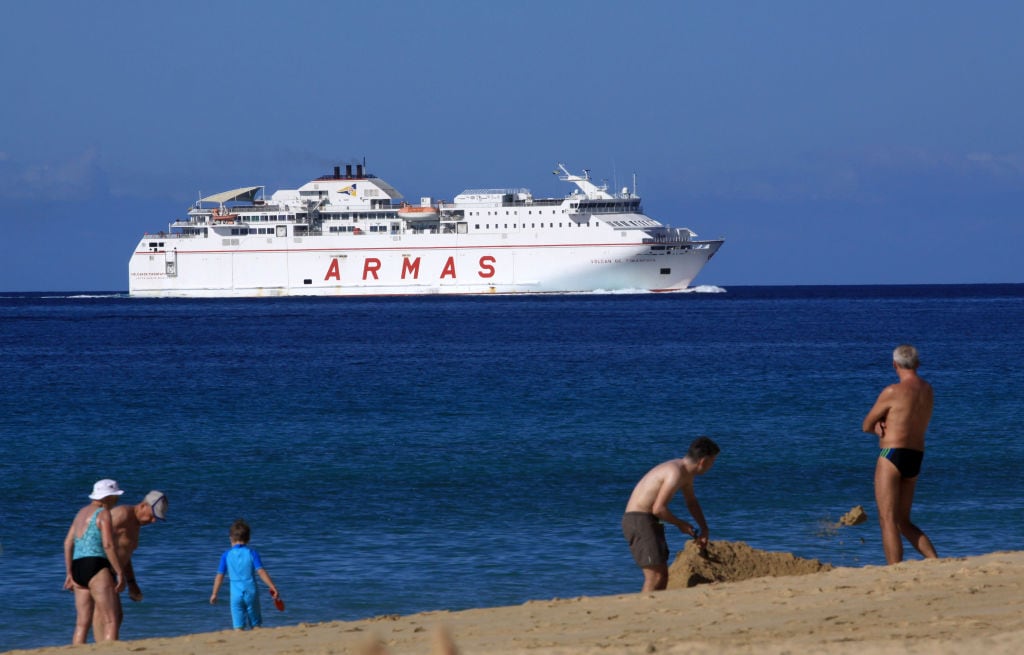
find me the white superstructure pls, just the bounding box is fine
[128,163,723,297]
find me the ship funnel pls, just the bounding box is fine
[346,164,352,177]
[334,166,341,178]
[356,164,363,177]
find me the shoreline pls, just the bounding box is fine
[8,550,1023,655]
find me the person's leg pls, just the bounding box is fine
[92,589,121,642]
[90,569,120,641]
[247,589,263,628]
[897,477,938,559]
[91,597,106,641]
[625,513,669,592]
[231,593,247,629]
[874,457,904,564]
[641,564,669,592]
[72,586,95,645]
[115,590,124,631]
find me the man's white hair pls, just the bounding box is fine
[893,344,920,369]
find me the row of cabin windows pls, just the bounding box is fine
[573,201,641,212]
[468,209,565,217]
[229,227,277,235]
[322,212,395,220]
[234,215,292,222]
[325,222,595,233]
[328,225,392,233]
[230,210,622,222]
[225,222,599,236]
[229,212,397,221]
[475,222,593,230]
[607,220,653,227]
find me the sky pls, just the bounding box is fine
[1,1,1022,291]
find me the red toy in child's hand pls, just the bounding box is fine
[273,594,285,611]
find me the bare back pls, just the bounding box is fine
[862,369,934,450]
[69,504,102,540]
[625,459,692,514]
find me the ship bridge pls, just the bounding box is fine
[274,166,404,210]
[453,188,532,206]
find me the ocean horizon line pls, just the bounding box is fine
[2,281,1024,298]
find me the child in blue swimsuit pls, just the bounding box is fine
[209,519,281,629]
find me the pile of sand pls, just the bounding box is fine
[667,539,832,588]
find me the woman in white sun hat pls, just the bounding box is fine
[63,479,127,644]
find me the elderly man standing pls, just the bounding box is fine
[93,491,168,637]
[862,345,938,564]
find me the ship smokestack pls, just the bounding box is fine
[334,166,341,178]
[346,164,352,177]
[356,164,363,177]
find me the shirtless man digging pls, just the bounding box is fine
[623,437,719,591]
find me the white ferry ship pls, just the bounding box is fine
[128,163,723,297]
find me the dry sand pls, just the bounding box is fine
[8,547,1024,655]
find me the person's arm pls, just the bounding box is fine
[122,557,142,601]
[257,568,279,599]
[63,523,76,590]
[862,387,893,435]
[98,511,126,593]
[251,549,279,598]
[681,483,709,548]
[210,572,224,604]
[651,470,696,536]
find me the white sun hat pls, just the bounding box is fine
[88,479,125,500]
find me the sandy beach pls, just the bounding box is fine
[9,547,1023,655]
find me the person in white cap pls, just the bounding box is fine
[63,479,127,644]
[92,491,168,638]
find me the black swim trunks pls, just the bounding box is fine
[622,511,669,568]
[879,447,924,479]
[71,556,113,587]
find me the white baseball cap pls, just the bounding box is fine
[144,490,168,520]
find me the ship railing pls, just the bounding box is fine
[502,198,563,208]
[142,231,192,239]
[642,228,695,244]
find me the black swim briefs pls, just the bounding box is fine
[71,556,113,587]
[879,447,925,479]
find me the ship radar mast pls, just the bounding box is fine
[554,163,614,199]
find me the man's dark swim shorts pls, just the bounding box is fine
[622,511,669,568]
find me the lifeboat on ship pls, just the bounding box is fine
[397,203,439,220]
[211,208,239,222]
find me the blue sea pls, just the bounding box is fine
[2,285,1023,651]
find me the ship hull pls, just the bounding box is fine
[129,235,722,297]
